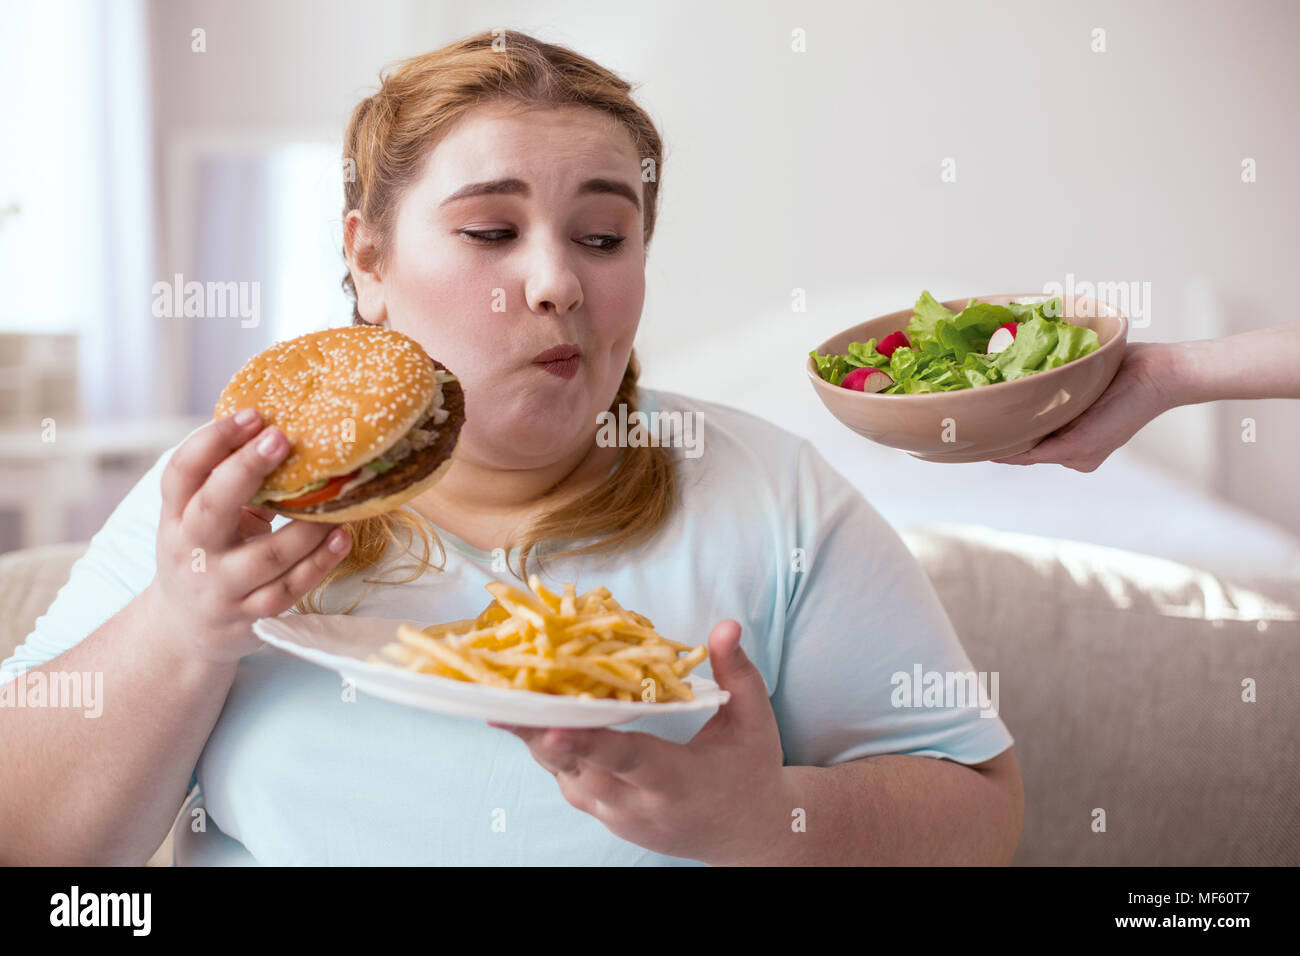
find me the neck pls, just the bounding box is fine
[411,434,618,525]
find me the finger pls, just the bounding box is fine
[541,727,665,779]
[245,504,278,523]
[997,430,1083,467]
[992,437,1051,465]
[236,525,352,618]
[703,620,770,728]
[161,410,265,525]
[222,519,340,596]
[497,725,584,774]
[553,763,636,815]
[517,725,672,788]
[991,451,1035,465]
[505,731,646,811]
[236,507,273,540]
[181,423,290,549]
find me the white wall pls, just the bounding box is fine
[147,0,1300,537]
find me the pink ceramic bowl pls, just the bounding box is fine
[806,293,1129,462]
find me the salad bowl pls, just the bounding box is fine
[806,292,1129,462]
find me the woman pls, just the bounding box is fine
[0,30,1022,865]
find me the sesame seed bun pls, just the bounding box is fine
[212,325,465,521]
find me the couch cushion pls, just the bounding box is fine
[902,522,1300,866]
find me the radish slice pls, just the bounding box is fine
[986,322,1017,355]
[860,368,894,392]
[840,367,872,390]
[877,330,910,358]
[841,366,893,392]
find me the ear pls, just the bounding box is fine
[344,210,387,325]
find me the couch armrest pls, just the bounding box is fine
[0,541,90,664]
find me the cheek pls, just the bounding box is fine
[587,257,645,341]
[392,234,477,321]
[387,236,496,373]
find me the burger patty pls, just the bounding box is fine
[276,374,465,516]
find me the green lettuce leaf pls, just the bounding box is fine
[1041,320,1099,369]
[812,292,1089,391]
[993,316,1058,380]
[846,339,890,368]
[810,349,852,386]
[906,290,962,342]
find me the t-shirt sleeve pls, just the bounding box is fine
[769,440,1014,768]
[0,434,200,790]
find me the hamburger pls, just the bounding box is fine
[212,325,465,523]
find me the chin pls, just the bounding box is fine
[501,413,591,457]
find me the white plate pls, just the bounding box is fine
[252,614,730,728]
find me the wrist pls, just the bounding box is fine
[138,583,241,684]
[1152,339,1207,409]
[705,766,811,867]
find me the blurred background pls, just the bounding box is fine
[0,0,1296,577]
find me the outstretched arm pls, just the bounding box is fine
[995,321,1300,471]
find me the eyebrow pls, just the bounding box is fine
[439,177,641,213]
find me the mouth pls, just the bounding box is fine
[531,343,582,380]
[533,356,581,379]
[531,344,582,364]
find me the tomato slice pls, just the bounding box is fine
[276,468,362,509]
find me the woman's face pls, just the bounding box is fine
[357,102,646,469]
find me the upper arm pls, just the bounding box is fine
[768,441,1016,768]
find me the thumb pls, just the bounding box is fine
[703,619,770,726]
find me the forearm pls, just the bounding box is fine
[1165,320,1300,404]
[732,753,1022,865]
[0,585,238,865]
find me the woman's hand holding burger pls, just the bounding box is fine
[143,407,352,665]
[142,324,463,668]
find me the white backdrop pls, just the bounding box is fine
[138,0,1300,542]
[0,0,157,421]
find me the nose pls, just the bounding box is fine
[522,236,584,317]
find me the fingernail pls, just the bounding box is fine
[328,528,350,552]
[234,408,259,426]
[256,429,284,457]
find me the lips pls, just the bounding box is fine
[532,344,582,364]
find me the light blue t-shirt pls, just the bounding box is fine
[2,386,1013,864]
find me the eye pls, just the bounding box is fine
[580,235,627,253]
[459,229,514,244]
[458,230,626,253]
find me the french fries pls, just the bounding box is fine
[368,575,707,702]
